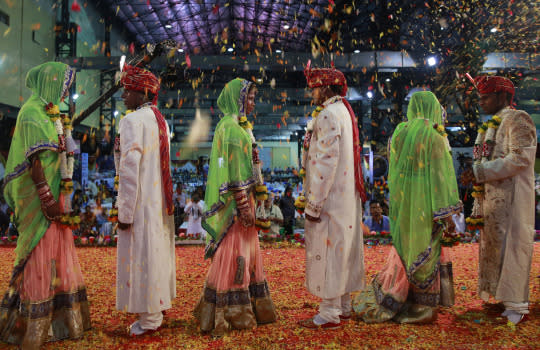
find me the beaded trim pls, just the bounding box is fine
[237,80,253,117]
[62,66,75,99]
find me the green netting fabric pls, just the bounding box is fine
[388,91,462,288]
[202,78,256,258]
[3,62,74,266]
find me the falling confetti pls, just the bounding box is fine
[71,0,81,12]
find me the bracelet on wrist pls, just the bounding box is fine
[43,198,56,208]
[35,180,48,188]
[37,185,51,195]
[39,193,53,202]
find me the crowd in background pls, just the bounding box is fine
[1,164,540,242]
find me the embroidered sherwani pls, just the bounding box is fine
[116,106,176,313]
[473,107,536,304]
[303,96,365,299]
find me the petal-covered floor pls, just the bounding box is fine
[0,243,538,349]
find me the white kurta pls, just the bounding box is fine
[303,96,365,299]
[185,201,204,235]
[473,107,536,303]
[116,106,176,313]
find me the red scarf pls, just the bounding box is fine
[150,105,174,215]
[342,98,367,202]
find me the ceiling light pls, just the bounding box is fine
[283,24,290,30]
[490,27,498,33]
[177,48,184,53]
[354,49,360,53]
[275,49,282,53]
[427,56,437,66]
[366,91,373,99]
[227,47,234,52]
[165,24,172,29]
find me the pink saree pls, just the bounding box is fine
[194,202,277,336]
[0,195,91,348]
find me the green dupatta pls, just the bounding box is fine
[388,91,461,288]
[202,78,256,258]
[3,62,75,266]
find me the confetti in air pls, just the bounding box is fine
[184,108,210,148]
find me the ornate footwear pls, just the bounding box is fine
[505,311,528,325]
[298,316,341,330]
[128,321,160,336]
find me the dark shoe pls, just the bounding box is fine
[298,317,341,330]
[483,302,505,312]
[339,314,352,320]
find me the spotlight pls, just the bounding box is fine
[276,49,282,53]
[366,91,373,99]
[354,49,360,53]
[114,111,119,117]
[165,24,172,29]
[177,48,184,53]
[283,24,290,30]
[385,78,391,82]
[490,27,498,33]
[72,93,79,100]
[227,47,234,52]
[427,56,437,66]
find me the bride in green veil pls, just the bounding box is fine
[0,62,91,348]
[193,78,277,336]
[353,91,462,323]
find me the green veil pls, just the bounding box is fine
[388,91,461,288]
[3,62,75,266]
[202,78,256,258]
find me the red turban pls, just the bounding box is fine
[474,76,514,97]
[304,61,348,96]
[303,60,366,201]
[121,64,160,104]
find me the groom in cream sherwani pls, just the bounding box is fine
[299,64,366,329]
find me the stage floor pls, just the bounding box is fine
[0,243,538,349]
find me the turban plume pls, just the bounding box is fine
[304,60,348,96]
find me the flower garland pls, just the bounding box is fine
[239,114,268,196]
[44,102,78,228]
[111,133,120,223]
[465,115,502,231]
[433,123,447,137]
[238,115,253,130]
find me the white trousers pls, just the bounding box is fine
[318,293,352,324]
[138,311,163,330]
[503,301,529,315]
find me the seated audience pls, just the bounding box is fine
[364,201,390,232]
